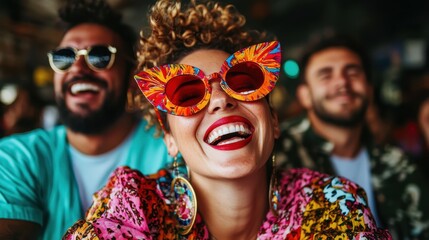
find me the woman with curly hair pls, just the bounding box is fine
[63,0,391,239]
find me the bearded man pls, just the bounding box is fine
[0,0,171,239]
[276,35,429,240]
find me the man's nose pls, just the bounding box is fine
[68,55,91,73]
[333,72,349,87]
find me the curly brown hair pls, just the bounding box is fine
[137,0,270,70]
[133,0,274,132]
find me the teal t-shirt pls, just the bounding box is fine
[0,120,172,240]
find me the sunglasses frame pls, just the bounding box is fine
[135,41,281,117]
[47,45,117,73]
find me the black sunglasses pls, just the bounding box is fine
[47,45,117,73]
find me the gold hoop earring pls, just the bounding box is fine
[269,154,280,216]
[171,154,197,235]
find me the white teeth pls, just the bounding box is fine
[70,83,101,94]
[218,138,243,146]
[207,123,251,144]
[229,125,235,133]
[222,128,228,135]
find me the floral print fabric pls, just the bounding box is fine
[63,166,391,239]
[275,117,429,239]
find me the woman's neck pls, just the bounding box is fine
[190,167,268,240]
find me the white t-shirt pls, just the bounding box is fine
[69,132,133,212]
[330,148,382,227]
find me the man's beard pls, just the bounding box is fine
[57,87,128,135]
[312,94,369,128]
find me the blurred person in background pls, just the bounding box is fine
[365,96,396,146]
[393,84,429,177]
[0,0,171,239]
[417,95,429,176]
[0,83,43,137]
[418,96,429,158]
[275,34,429,239]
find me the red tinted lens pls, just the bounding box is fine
[225,62,264,94]
[166,75,206,107]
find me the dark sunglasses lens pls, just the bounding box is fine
[51,48,76,71]
[166,75,206,107]
[88,46,112,69]
[225,62,264,94]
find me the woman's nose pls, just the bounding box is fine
[206,81,237,114]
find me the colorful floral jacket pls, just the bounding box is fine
[275,117,429,240]
[63,166,391,239]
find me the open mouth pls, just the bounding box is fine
[65,80,109,96]
[69,82,102,95]
[206,122,253,146]
[63,75,108,96]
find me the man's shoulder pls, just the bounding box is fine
[123,119,172,174]
[277,116,314,152]
[280,115,309,132]
[0,126,66,152]
[367,142,411,166]
[367,142,424,183]
[279,116,309,139]
[133,119,162,139]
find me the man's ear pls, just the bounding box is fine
[296,84,312,109]
[163,132,179,157]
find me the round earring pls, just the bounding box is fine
[171,155,197,235]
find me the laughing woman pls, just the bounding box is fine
[63,0,391,239]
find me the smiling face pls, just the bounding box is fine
[54,23,130,133]
[298,47,372,127]
[164,49,280,179]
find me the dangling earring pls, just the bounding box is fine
[171,154,197,235]
[269,154,281,216]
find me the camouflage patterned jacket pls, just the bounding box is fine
[275,117,429,240]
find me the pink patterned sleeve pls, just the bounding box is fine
[63,166,176,240]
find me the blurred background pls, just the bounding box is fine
[1,0,429,156]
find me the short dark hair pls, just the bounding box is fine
[299,34,372,84]
[58,0,137,64]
